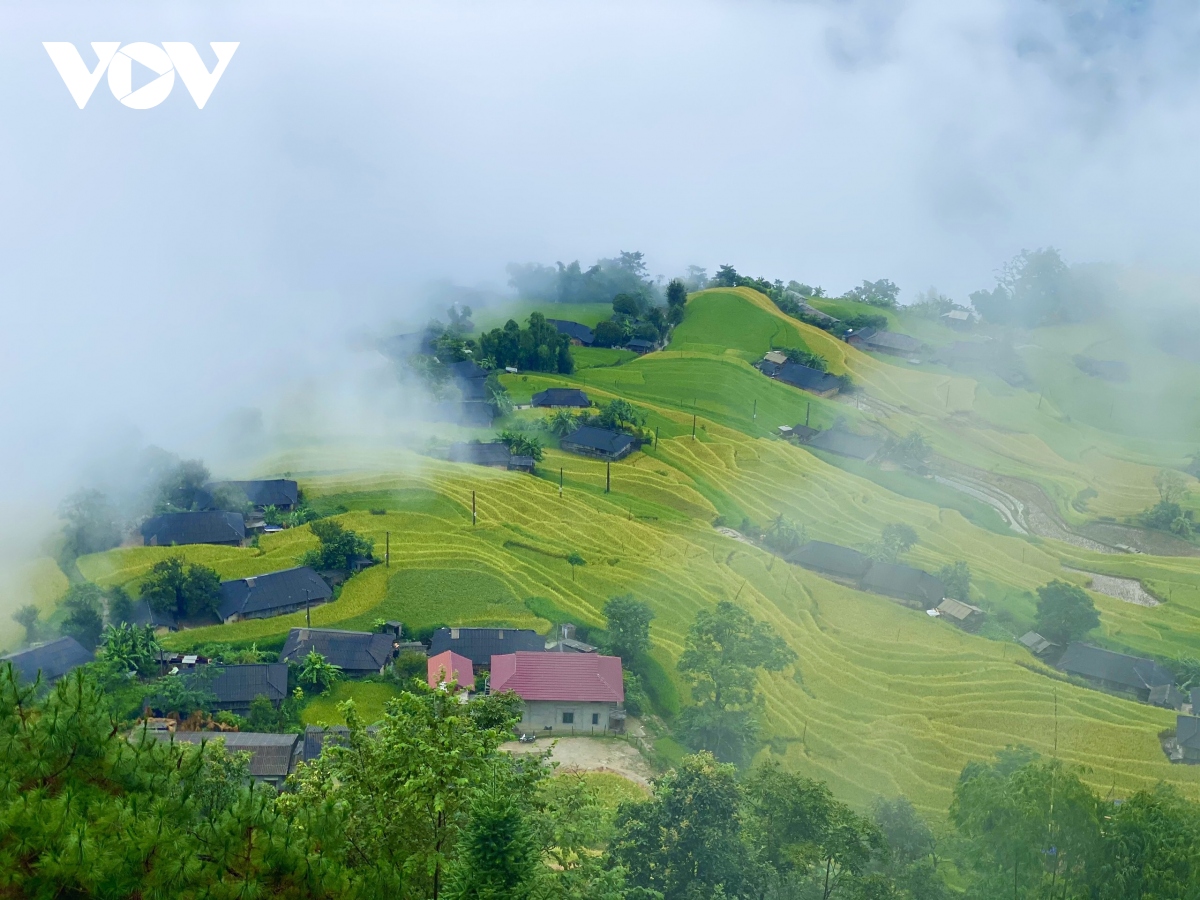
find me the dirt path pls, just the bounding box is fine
[1066,568,1161,607]
[503,736,654,785]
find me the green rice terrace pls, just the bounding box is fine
[27,286,1200,816]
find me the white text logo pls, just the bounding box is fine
[43,42,239,109]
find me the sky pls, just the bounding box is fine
[2,0,1200,551]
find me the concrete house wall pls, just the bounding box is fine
[518,699,621,734]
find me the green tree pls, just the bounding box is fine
[613,292,645,318]
[154,458,211,512]
[443,774,541,900]
[147,667,218,718]
[60,583,105,651]
[764,514,802,554]
[1034,580,1100,645]
[951,748,1101,900]
[1154,468,1188,505]
[1095,783,1200,899]
[139,556,222,619]
[546,408,578,437]
[611,752,746,900]
[937,561,971,602]
[677,601,797,764]
[866,524,918,563]
[603,594,655,660]
[497,429,545,462]
[299,648,342,693]
[593,320,624,348]
[106,584,135,625]
[598,398,642,431]
[712,264,741,287]
[12,604,39,646]
[485,374,514,416]
[303,519,375,571]
[393,649,429,685]
[0,666,353,895]
[845,279,900,308]
[58,489,122,560]
[566,552,586,582]
[99,622,161,676]
[666,278,688,325]
[285,686,524,898]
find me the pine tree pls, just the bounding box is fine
[444,774,540,900]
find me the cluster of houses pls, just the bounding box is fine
[141,478,303,550]
[786,539,984,627]
[1018,635,1200,764]
[10,622,628,788]
[547,318,658,355]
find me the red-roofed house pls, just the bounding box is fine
[427,650,474,691]
[489,651,625,734]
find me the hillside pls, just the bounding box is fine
[60,285,1200,814]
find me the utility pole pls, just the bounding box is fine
[305,589,311,627]
[559,467,563,498]
[806,402,811,427]
[752,399,757,420]
[654,426,659,449]
[606,461,611,493]
[692,414,696,439]
[385,531,390,568]
[472,490,476,526]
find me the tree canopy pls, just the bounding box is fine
[1034,580,1100,644]
[479,312,574,374]
[139,557,222,620]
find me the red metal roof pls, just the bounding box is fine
[427,650,474,690]
[489,652,624,703]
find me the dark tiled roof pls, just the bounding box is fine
[786,541,872,579]
[774,362,842,394]
[788,424,820,442]
[1019,632,1055,654]
[1150,683,1185,709]
[1057,643,1175,693]
[457,402,496,426]
[625,339,655,352]
[935,597,984,621]
[447,359,489,381]
[852,330,922,354]
[302,724,380,762]
[218,567,332,622]
[153,731,300,779]
[141,511,245,546]
[200,663,289,707]
[429,627,545,666]
[806,426,884,461]
[547,320,595,345]
[202,479,299,509]
[532,388,590,408]
[562,426,635,456]
[280,628,397,674]
[490,652,624,702]
[1178,715,1200,752]
[862,563,946,607]
[458,378,489,401]
[2,637,92,684]
[129,600,178,631]
[448,442,512,467]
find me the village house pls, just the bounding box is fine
[786,541,873,582]
[448,441,532,472]
[427,650,474,690]
[546,319,595,346]
[489,651,625,735]
[532,387,591,408]
[151,732,302,789]
[934,597,986,631]
[141,510,246,547]
[846,327,923,357]
[774,362,842,398]
[625,338,656,354]
[1150,683,1187,710]
[560,426,637,461]
[863,562,947,609]
[1174,715,1200,764]
[187,663,290,716]
[1,636,93,685]
[129,601,179,633]
[217,566,333,624]
[941,309,973,329]
[429,627,545,668]
[1056,643,1175,703]
[778,423,820,444]
[281,627,400,675]
[1018,631,1058,657]
[805,426,884,462]
[196,479,300,511]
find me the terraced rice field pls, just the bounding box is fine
[62,285,1200,814]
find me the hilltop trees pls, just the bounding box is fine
[969,248,1113,326]
[498,429,545,461]
[479,313,574,374]
[666,277,687,324]
[866,523,919,563]
[59,583,105,651]
[937,561,972,602]
[845,278,900,308]
[677,601,796,764]
[1142,468,1193,536]
[59,489,122,559]
[1034,580,1100,644]
[140,557,222,620]
[506,252,657,305]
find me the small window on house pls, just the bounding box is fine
[591,713,600,725]
[562,711,574,724]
